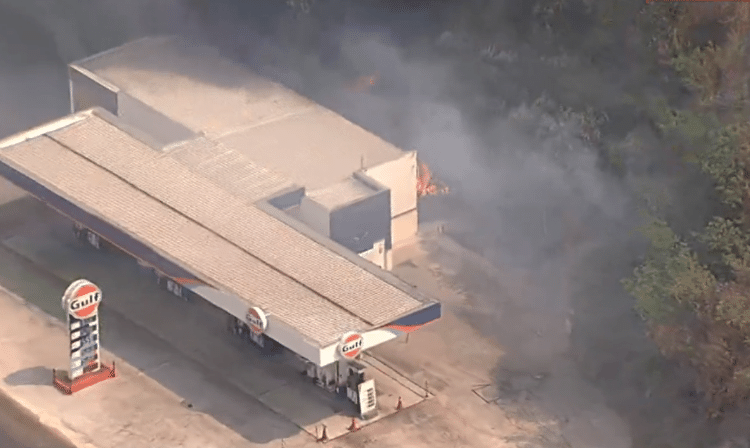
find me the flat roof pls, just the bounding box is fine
[72,36,405,190]
[308,177,378,211]
[0,109,428,347]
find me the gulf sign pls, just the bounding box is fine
[339,332,364,359]
[245,307,268,335]
[62,279,102,319]
[61,279,103,380]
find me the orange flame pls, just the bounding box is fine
[417,161,449,198]
[348,72,380,93]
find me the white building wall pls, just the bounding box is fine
[265,316,325,365]
[391,208,419,247]
[362,151,417,217]
[117,93,195,147]
[319,344,340,367]
[385,249,393,271]
[69,66,118,115]
[318,326,399,367]
[361,151,418,246]
[359,239,387,269]
[298,196,330,237]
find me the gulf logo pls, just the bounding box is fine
[245,307,267,335]
[339,332,364,359]
[68,282,102,319]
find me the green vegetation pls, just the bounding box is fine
[623,3,750,414]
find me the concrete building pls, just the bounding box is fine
[0,35,439,418]
[68,35,419,270]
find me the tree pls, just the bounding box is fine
[624,3,750,414]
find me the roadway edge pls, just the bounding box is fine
[0,283,100,448]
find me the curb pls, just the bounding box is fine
[0,285,101,448]
[1,283,66,330]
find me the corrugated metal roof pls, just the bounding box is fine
[167,136,294,203]
[0,111,424,346]
[1,135,365,345]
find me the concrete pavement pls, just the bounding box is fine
[0,388,78,448]
[0,284,282,448]
[0,197,429,447]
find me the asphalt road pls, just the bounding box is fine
[0,3,72,445]
[0,389,78,448]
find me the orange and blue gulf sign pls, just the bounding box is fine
[382,302,442,336]
[62,279,103,379]
[336,303,442,361]
[62,279,103,319]
[339,332,364,359]
[63,281,102,319]
[246,306,268,335]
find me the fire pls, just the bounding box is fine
[417,161,449,198]
[348,72,379,93]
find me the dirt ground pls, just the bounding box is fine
[328,227,633,448]
[392,211,750,448]
[0,195,438,447]
[0,188,636,448]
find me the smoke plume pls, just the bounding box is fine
[0,0,721,445]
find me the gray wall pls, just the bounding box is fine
[268,187,305,210]
[117,93,194,147]
[69,68,193,148]
[330,190,391,253]
[69,67,117,115]
[300,195,330,237]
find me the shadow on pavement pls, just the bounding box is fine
[0,388,78,448]
[4,366,53,387]
[0,203,306,444]
[0,196,52,236]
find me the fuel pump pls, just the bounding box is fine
[339,360,378,419]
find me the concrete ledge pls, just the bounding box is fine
[0,228,431,447]
[0,284,262,448]
[0,285,101,448]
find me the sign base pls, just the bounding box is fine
[52,361,116,395]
